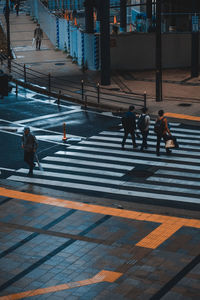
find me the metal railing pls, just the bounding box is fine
[0,53,146,110]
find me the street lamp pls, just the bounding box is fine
[155,0,162,102]
[5,0,11,71]
[191,0,199,77]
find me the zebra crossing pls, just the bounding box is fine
[8,122,200,205]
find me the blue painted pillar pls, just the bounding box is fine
[56,17,60,48]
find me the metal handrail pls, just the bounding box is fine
[0,54,146,109]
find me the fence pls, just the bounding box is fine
[0,53,146,111]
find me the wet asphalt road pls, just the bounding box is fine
[0,87,120,177]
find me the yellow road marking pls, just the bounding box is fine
[0,187,200,249]
[0,270,122,299]
[136,223,183,249]
[165,113,200,122]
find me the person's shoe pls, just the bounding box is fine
[144,145,148,149]
[27,170,33,177]
[166,150,172,155]
[121,146,125,150]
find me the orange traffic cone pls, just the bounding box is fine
[62,123,67,141]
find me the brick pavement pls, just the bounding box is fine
[0,184,199,299]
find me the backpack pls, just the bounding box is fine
[154,117,165,135]
[137,115,146,131]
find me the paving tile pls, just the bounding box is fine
[162,291,193,300]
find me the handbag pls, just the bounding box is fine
[165,138,175,149]
[165,136,179,149]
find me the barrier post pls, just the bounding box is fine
[48,73,51,94]
[62,122,67,142]
[8,56,11,73]
[84,95,87,109]
[16,83,18,96]
[24,64,26,83]
[81,79,84,101]
[144,91,147,109]
[97,82,100,104]
[58,90,61,106]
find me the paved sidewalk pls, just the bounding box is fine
[0,181,200,300]
[0,2,200,121]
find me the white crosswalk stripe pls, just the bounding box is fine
[7,122,200,205]
[7,175,200,205]
[39,163,124,177]
[56,148,200,164]
[155,170,200,179]
[89,135,200,150]
[77,140,200,157]
[99,131,200,145]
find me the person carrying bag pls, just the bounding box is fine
[154,110,172,156]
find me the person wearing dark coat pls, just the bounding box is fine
[22,126,38,176]
[15,0,20,16]
[121,105,137,150]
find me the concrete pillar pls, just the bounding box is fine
[156,0,162,102]
[85,0,94,33]
[146,0,152,32]
[120,0,126,32]
[191,0,199,77]
[99,0,110,85]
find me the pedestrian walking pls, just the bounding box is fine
[121,105,137,150]
[154,109,172,156]
[34,24,43,50]
[137,107,150,151]
[10,0,15,11]
[22,126,38,176]
[15,0,20,16]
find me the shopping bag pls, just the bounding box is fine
[32,38,35,46]
[165,138,175,149]
[165,136,179,149]
[35,153,43,171]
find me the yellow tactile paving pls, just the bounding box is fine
[136,223,183,249]
[0,271,122,300]
[165,112,200,122]
[0,187,200,250]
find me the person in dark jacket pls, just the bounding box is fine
[22,126,38,176]
[15,0,20,16]
[155,109,171,156]
[121,105,137,150]
[138,107,150,151]
[34,24,43,50]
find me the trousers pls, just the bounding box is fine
[24,151,35,171]
[156,133,171,154]
[36,39,41,50]
[141,130,148,150]
[122,129,136,148]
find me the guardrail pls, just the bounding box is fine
[0,54,146,111]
